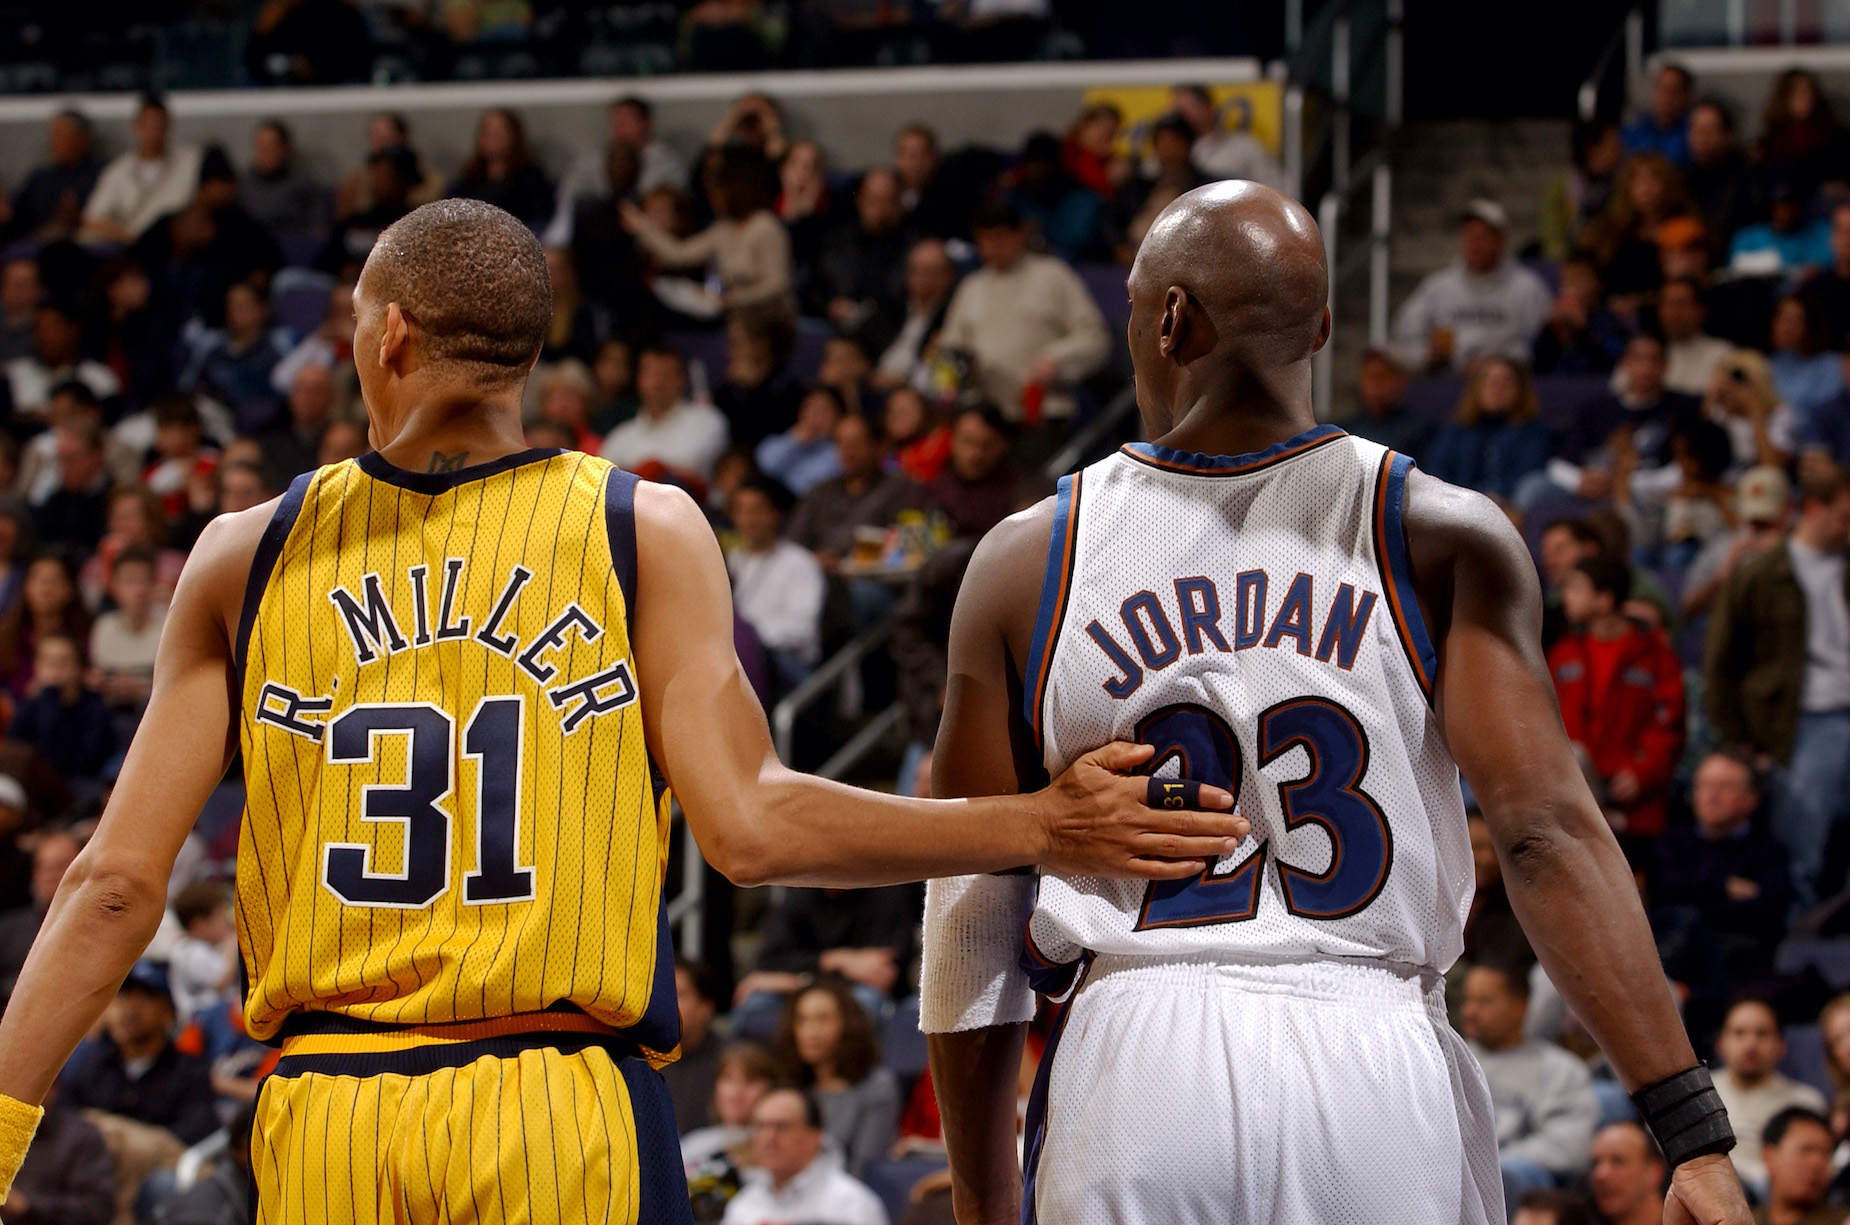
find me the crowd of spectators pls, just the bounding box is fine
[1375,59,1850,1224]
[0,77,1290,1225]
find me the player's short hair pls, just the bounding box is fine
[1572,555,1632,605]
[174,881,230,929]
[1763,1105,1830,1147]
[366,199,551,382]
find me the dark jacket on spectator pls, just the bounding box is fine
[754,885,923,998]
[1655,822,1792,955]
[10,686,114,780]
[1805,390,1850,469]
[1686,150,1762,252]
[1705,539,1850,763]
[923,465,1021,540]
[448,167,554,232]
[1548,620,1687,836]
[786,472,921,559]
[33,481,110,550]
[60,1037,219,1145]
[1424,418,1552,500]
[8,1100,115,1225]
[570,197,660,327]
[1553,390,1700,468]
[6,158,101,241]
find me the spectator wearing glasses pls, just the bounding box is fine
[721,1087,886,1225]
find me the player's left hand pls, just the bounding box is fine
[1034,741,1247,880]
[1663,1154,1752,1225]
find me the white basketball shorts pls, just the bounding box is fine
[1025,954,1504,1225]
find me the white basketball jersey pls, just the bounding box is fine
[1021,425,1472,993]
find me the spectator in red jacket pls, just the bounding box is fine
[1548,555,1687,837]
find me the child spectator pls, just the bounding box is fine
[88,548,164,711]
[1547,556,1685,838]
[169,882,236,1024]
[10,635,113,781]
[142,397,220,524]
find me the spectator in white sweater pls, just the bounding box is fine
[722,1088,886,1225]
[1462,963,1600,1209]
[1391,199,1552,375]
[1711,998,1827,1193]
[79,94,203,247]
[935,199,1110,428]
[726,476,825,691]
[600,345,730,486]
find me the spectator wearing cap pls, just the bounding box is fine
[1389,199,1552,375]
[7,110,101,243]
[1168,85,1283,188]
[1547,555,1685,838]
[935,200,1110,436]
[1685,101,1761,252]
[1706,462,1850,903]
[1112,112,1212,263]
[59,962,219,1146]
[1623,64,1695,164]
[79,94,202,247]
[1654,751,1790,998]
[1683,465,1790,620]
[726,476,825,691]
[1728,180,1831,277]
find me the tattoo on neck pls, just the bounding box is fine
[427,451,469,473]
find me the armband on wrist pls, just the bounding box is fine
[0,1091,44,1201]
[1630,1064,1736,1169]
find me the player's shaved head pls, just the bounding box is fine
[1131,180,1329,368]
[1125,180,1331,444]
[363,199,551,379]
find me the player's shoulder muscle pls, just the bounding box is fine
[1401,467,1543,649]
[957,496,1059,668]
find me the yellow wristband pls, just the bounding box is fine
[0,1092,43,1202]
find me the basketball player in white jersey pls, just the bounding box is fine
[920,182,1750,1225]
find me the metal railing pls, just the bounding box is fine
[769,607,904,769]
[1285,0,1402,421]
[1579,6,1648,121]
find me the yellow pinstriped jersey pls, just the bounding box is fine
[233,448,677,1060]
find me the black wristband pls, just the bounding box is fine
[1631,1064,1737,1169]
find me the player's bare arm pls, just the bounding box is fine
[1406,470,1750,1225]
[0,500,271,1112]
[631,482,1247,889]
[923,500,1065,1225]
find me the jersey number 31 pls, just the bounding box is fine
[1134,699,1393,929]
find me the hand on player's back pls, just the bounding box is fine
[1034,741,1247,879]
[1664,1154,1753,1224]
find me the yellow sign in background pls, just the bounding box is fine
[1081,82,1284,161]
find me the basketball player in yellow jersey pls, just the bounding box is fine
[0,200,1245,1224]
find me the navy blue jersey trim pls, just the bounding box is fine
[234,470,314,676]
[1020,957,1091,1225]
[1021,473,1081,745]
[620,1057,699,1224]
[604,466,641,626]
[1373,451,1437,699]
[1122,423,1347,476]
[355,447,564,495]
[269,1031,645,1080]
[615,896,682,1058]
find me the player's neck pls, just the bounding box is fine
[370,382,531,475]
[1151,368,1318,458]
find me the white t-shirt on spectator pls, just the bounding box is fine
[600,402,730,482]
[4,357,120,419]
[1389,257,1552,374]
[1714,1069,1826,1188]
[728,541,826,665]
[1711,402,1798,472]
[169,934,230,1023]
[82,145,204,243]
[91,608,166,680]
[720,1159,888,1225]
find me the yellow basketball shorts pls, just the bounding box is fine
[251,1019,692,1225]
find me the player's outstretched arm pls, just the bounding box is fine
[1407,472,1749,1225]
[632,481,1243,888]
[0,503,269,1189]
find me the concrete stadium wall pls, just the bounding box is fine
[0,57,1264,198]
